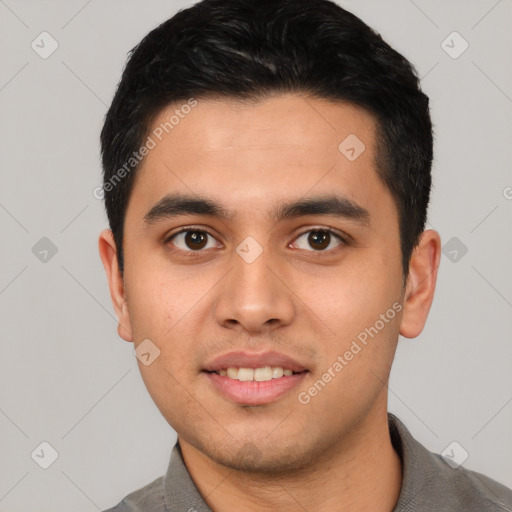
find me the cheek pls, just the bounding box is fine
[123,261,218,375]
[296,296,401,418]
[125,254,201,331]
[125,268,204,407]
[307,257,401,343]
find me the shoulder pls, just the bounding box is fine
[102,475,166,512]
[427,450,512,511]
[389,413,512,511]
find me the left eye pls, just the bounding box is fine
[167,229,219,251]
[291,229,345,251]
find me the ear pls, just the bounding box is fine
[399,229,441,339]
[98,229,133,342]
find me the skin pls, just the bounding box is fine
[99,93,441,511]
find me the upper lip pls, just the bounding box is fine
[203,350,308,373]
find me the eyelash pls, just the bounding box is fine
[163,226,348,254]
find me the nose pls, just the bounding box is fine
[213,243,295,335]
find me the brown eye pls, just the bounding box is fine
[167,229,217,251]
[184,231,208,250]
[308,230,330,250]
[292,229,345,252]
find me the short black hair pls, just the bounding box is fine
[100,0,433,280]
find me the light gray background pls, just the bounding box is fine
[0,0,511,510]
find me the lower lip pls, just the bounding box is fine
[204,371,308,405]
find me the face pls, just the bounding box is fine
[100,93,436,473]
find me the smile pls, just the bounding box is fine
[214,366,298,381]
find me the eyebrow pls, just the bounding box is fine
[143,193,370,226]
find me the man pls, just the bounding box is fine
[98,0,512,510]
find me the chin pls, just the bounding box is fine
[200,437,313,476]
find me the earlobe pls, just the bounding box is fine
[98,229,134,342]
[399,229,441,339]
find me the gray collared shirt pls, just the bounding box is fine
[103,413,512,511]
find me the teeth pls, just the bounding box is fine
[227,367,239,379]
[254,366,273,381]
[237,368,254,381]
[272,367,284,378]
[219,366,296,381]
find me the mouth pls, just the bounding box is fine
[206,366,304,381]
[203,370,308,406]
[202,351,309,405]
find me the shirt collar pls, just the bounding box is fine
[163,441,212,511]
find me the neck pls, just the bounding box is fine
[179,404,402,512]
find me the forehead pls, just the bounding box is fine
[127,93,394,226]
[145,93,376,161]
